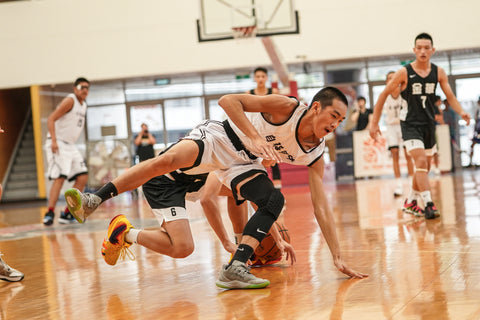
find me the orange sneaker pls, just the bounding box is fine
[101,215,135,265]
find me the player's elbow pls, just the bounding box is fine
[218,95,235,110]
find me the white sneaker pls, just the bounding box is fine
[393,185,403,197]
[216,260,270,289]
[65,188,101,223]
[0,254,24,282]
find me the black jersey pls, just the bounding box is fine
[400,63,438,125]
[250,88,273,95]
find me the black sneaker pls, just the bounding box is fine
[424,202,440,220]
[43,211,54,226]
[59,211,77,224]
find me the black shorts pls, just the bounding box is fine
[142,172,208,209]
[400,121,436,150]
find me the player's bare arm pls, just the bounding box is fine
[47,97,74,153]
[370,68,407,140]
[199,173,237,254]
[437,67,471,125]
[218,94,296,162]
[308,158,368,279]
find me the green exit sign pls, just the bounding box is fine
[236,74,250,80]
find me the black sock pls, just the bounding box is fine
[229,244,254,266]
[95,182,118,203]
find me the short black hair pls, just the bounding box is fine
[435,95,442,102]
[309,87,348,109]
[253,67,268,75]
[386,71,395,80]
[74,77,90,86]
[357,96,366,102]
[415,33,433,46]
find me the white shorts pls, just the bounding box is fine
[404,139,437,156]
[152,207,188,225]
[182,120,265,192]
[145,120,265,222]
[45,139,87,181]
[385,124,403,149]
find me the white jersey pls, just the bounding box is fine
[48,93,87,144]
[383,94,403,125]
[228,102,325,166]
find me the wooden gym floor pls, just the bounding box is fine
[0,169,479,320]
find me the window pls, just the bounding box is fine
[86,104,128,141]
[164,98,204,145]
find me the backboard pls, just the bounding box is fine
[197,0,299,42]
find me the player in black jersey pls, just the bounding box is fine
[369,33,471,219]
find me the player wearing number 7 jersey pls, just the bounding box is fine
[369,33,471,220]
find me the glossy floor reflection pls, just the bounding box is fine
[0,169,479,319]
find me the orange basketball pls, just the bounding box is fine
[253,222,290,264]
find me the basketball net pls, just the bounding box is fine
[231,25,257,43]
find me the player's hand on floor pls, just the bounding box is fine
[282,241,297,265]
[334,258,368,279]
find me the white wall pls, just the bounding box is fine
[1,0,479,89]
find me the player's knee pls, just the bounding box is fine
[264,188,285,219]
[240,176,284,219]
[171,242,194,258]
[415,157,428,169]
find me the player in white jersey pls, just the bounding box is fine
[43,77,90,226]
[382,71,414,197]
[65,87,368,289]
[0,126,24,282]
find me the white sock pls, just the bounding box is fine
[396,178,402,188]
[125,228,141,244]
[420,191,432,205]
[407,189,420,203]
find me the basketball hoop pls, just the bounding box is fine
[232,25,257,40]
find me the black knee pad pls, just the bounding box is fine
[239,174,285,219]
[239,175,285,243]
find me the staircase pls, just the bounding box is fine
[2,114,39,201]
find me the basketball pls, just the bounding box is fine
[253,221,290,264]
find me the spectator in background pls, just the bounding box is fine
[442,98,463,170]
[431,96,444,175]
[135,123,156,162]
[381,71,414,197]
[351,96,372,131]
[469,97,480,167]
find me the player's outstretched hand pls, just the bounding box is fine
[369,123,381,141]
[334,258,368,279]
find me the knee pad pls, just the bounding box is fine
[239,174,285,219]
[239,175,285,243]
